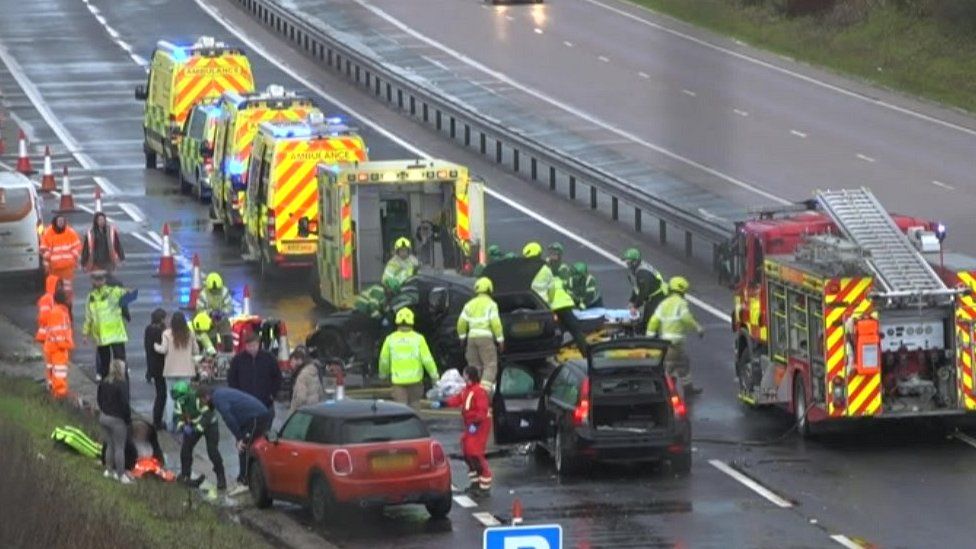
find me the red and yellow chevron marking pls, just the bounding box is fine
[231,107,314,165]
[270,137,367,246]
[824,277,879,417]
[955,271,976,410]
[173,55,253,124]
[455,181,470,242]
[340,189,353,281]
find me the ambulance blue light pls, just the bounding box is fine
[326,116,344,125]
[226,159,246,175]
[171,47,188,62]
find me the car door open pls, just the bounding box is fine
[492,360,549,444]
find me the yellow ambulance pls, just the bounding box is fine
[136,37,254,173]
[210,85,320,234]
[241,115,367,276]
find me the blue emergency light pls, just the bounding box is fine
[171,47,189,62]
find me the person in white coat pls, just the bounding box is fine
[154,311,199,430]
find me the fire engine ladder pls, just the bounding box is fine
[816,187,948,296]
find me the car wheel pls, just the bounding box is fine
[425,493,453,519]
[554,428,582,476]
[532,441,549,463]
[309,475,336,524]
[670,452,692,476]
[249,460,272,509]
[144,148,156,169]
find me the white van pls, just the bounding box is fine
[0,172,42,275]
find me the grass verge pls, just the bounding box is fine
[625,0,976,114]
[0,375,269,549]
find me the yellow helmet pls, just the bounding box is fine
[395,307,415,326]
[205,272,223,290]
[522,241,543,258]
[474,277,493,294]
[669,276,690,293]
[394,237,412,251]
[192,311,212,333]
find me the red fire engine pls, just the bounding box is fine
[720,187,976,435]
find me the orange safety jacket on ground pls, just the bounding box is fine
[35,275,60,342]
[40,224,81,274]
[44,304,74,365]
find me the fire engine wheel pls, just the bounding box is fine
[794,375,811,438]
[144,148,156,169]
[309,475,338,524]
[311,328,348,360]
[249,461,272,509]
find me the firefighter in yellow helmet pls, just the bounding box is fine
[382,237,420,286]
[646,276,704,395]
[525,241,587,352]
[378,308,439,408]
[457,277,504,392]
[191,311,217,355]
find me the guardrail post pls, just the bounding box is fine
[685,230,693,257]
[480,133,486,154]
[397,90,403,109]
[422,103,428,123]
[450,117,455,138]
[590,186,597,209]
[611,197,618,220]
[513,149,519,173]
[531,158,537,181]
[635,208,642,232]
[496,141,502,163]
[569,176,576,200]
[465,125,471,147]
[549,167,556,191]
[659,220,667,245]
[410,97,416,116]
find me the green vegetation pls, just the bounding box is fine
[627,0,976,113]
[0,376,268,549]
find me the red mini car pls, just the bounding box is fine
[248,399,453,522]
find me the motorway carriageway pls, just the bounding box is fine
[0,0,975,547]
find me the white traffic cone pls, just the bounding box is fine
[276,322,290,372]
[187,254,202,309]
[56,167,76,213]
[511,498,523,526]
[40,146,56,192]
[242,284,252,316]
[16,130,32,174]
[157,223,176,278]
[335,365,346,401]
[94,187,103,214]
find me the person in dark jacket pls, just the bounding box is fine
[144,308,167,429]
[199,386,272,487]
[97,359,132,483]
[81,212,125,273]
[228,331,281,417]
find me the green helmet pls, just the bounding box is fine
[548,242,564,254]
[573,262,588,276]
[170,380,190,400]
[487,244,503,258]
[622,248,641,262]
[382,277,401,293]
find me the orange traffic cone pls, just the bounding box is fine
[40,147,56,192]
[56,167,76,213]
[157,223,176,278]
[511,498,523,526]
[334,363,346,401]
[16,130,32,175]
[242,284,252,316]
[276,322,290,372]
[93,187,103,214]
[187,254,202,309]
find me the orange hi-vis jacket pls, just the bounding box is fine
[44,304,74,365]
[40,225,82,272]
[36,275,60,342]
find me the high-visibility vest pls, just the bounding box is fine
[548,279,576,311]
[646,294,700,343]
[383,255,419,285]
[354,284,387,319]
[36,275,60,341]
[378,330,438,386]
[196,287,233,315]
[40,226,81,271]
[44,305,74,364]
[84,286,130,345]
[457,294,504,341]
[83,225,120,270]
[531,264,554,302]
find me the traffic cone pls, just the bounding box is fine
[16,130,32,175]
[40,147,56,192]
[335,364,346,401]
[187,254,202,309]
[276,322,290,372]
[56,167,76,213]
[94,187,103,214]
[511,498,523,526]
[242,284,252,316]
[157,223,176,278]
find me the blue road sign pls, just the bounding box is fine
[483,524,563,549]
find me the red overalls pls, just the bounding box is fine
[445,382,493,491]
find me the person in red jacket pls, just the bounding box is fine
[435,366,493,496]
[39,215,81,297]
[36,275,62,388]
[45,288,74,399]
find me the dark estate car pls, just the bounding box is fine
[492,338,692,476]
[306,257,562,374]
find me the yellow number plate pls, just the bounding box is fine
[370,454,415,472]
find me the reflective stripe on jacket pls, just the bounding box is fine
[44,305,74,363]
[196,287,233,316]
[40,226,81,271]
[354,284,387,319]
[457,294,504,342]
[646,294,701,343]
[382,255,419,285]
[378,329,438,386]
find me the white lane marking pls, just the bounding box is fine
[638,71,650,79]
[856,153,876,163]
[830,535,864,549]
[197,0,729,323]
[598,55,610,63]
[86,3,99,14]
[534,28,543,35]
[682,89,697,97]
[472,512,501,526]
[94,14,107,25]
[563,40,574,47]
[130,54,148,66]
[709,459,793,508]
[94,176,121,196]
[580,0,976,138]
[453,495,478,508]
[790,129,808,138]
[117,40,133,53]
[484,187,728,321]
[931,180,954,190]
[147,231,163,246]
[118,202,145,223]
[355,0,789,206]
[421,55,450,72]
[0,41,103,176]
[105,26,120,39]
[131,231,161,251]
[951,431,976,449]
[733,109,749,117]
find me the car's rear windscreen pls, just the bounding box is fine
[591,347,664,371]
[341,414,428,444]
[0,187,33,223]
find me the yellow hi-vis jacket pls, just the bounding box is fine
[646,294,701,344]
[457,294,504,342]
[531,264,554,302]
[547,278,576,311]
[382,255,419,285]
[378,329,439,386]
